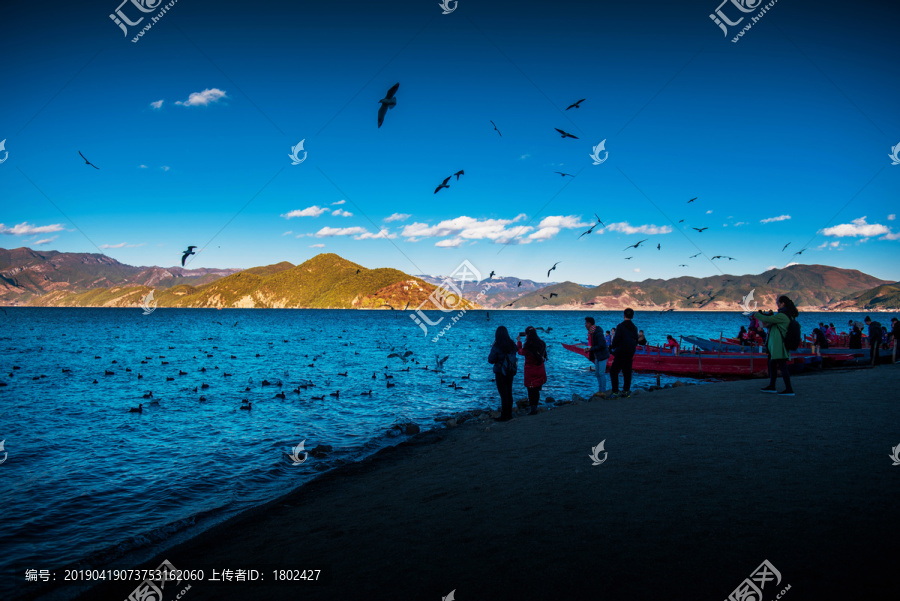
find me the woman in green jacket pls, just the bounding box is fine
[754,295,798,396]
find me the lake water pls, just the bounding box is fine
[0,307,894,597]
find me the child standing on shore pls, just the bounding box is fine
[516,326,548,415]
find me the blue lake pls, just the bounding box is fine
[0,307,894,596]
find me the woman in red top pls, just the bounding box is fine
[664,335,680,354]
[516,326,548,415]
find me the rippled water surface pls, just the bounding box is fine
[0,307,893,591]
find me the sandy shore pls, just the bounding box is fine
[69,364,899,601]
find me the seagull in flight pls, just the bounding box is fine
[711,255,736,261]
[782,242,791,252]
[555,171,574,177]
[434,176,452,194]
[692,227,708,233]
[678,219,685,223]
[490,120,502,137]
[489,270,496,279]
[554,128,579,139]
[454,169,465,180]
[549,292,558,298]
[766,273,778,284]
[687,197,697,203]
[547,262,560,277]
[377,82,400,128]
[624,256,633,260]
[689,252,702,258]
[578,223,598,239]
[565,98,586,110]
[505,300,516,307]
[657,243,661,250]
[678,264,689,267]
[517,281,522,287]
[181,246,197,266]
[594,214,605,226]
[623,239,648,250]
[78,151,99,169]
[793,248,807,256]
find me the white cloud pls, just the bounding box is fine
[760,214,791,224]
[332,209,353,217]
[282,231,293,236]
[176,88,227,107]
[528,215,588,241]
[309,244,325,248]
[601,222,673,235]
[355,228,396,240]
[331,200,346,206]
[435,238,465,248]
[822,216,889,238]
[282,206,328,219]
[0,222,65,235]
[139,164,148,169]
[520,154,531,160]
[99,242,145,249]
[34,236,58,246]
[401,216,535,244]
[881,231,900,241]
[384,213,411,223]
[888,214,896,221]
[817,241,842,250]
[706,210,713,214]
[633,268,641,273]
[150,100,164,109]
[314,226,368,238]
[161,166,170,172]
[734,222,747,226]
[512,213,528,222]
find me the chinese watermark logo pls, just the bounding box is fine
[710,0,779,43]
[589,139,608,165]
[0,139,8,165]
[589,440,607,466]
[288,440,308,465]
[889,143,900,166]
[409,260,492,341]
[725,560,789,601]
[140,290,158,315]
[289,139,308,165]
[123,559,190,601]
[0,440,7,465]
[439,0,458,15]
[890,443,900,466]
[442,590,456,601]
[739,289,758,315]
[110,0,180,43]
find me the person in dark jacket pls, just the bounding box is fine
[864,316,882,366]
[848,325,863,350]
[609,308,638,398]
[516,326,547,415]
[488,326,518,421]
[812,328,829,357]
[585,317,609,394]
[890,317,900,363]
[636,330,648,346]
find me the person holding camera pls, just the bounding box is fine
[516,326,548,415]
[754,295,798,396]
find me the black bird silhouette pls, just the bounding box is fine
[182,245,197,266]
[594,214,605,226]
[377,82,400,128]
[578,224,598,239]
[624,256,633,260]
[490,120,502,137]
[541,295,548,300]
[505,301,516,307]
[711,255,736,261]
[454,169,464,180]
[766,273,778,284]
[678,219,685,223]
[434,176,452,194]
[555,171,574,177]
[689,252,702,258]
[128,404,143,413]
[793,248,807,256]
[356,269,360,274]
[678,264,689,267]
[78,151,99,169]
[489,270,496,279]
[554,128,578,139]
[566,98,585,110]
[687,197,697,203]
[782,243,791,252]
[549,293,558,298]
[623,239,648,250]
[547,262,560,277]
[517,281,522,287]
[657,244,661,250]
[692,227,708,233]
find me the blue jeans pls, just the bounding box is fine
[593,358,607,392]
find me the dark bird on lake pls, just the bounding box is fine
[240,402,251,410]
[128,404,143,413]
[547,262,560,277]
[623,239,648,250]
[691,227,708,233]
[782,242,791,252]
[142,391,153,399]
[555,171,574,177]
[377,82,400,128]
[566,98,585,110]
[490,120,502,137]
[78,151,99,169]
[454,169,464,180]
[182,246,197,266]
[386,381,396,388]
[554,128,578,139]
[687,197,697,203]
[274,392,286,399]
[434,175,452,194]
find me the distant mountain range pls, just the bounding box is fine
[1,247,896,311]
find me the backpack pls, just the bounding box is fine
[784,317,801,351]
[500,351,517,376]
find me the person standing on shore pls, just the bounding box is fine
[864,316,882,366]
[609,308,638,398]
[890,318,900,364]
[848,325,863,350]
[516,326,548,415]
[755,295,798,397]
[637,330,648,346]
[488,326,518,421]
[585,317,610,395]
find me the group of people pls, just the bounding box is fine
[737,319,767,347]
[487,308,641,421]
[813,316,899,365]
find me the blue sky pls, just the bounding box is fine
[1,0,898,284]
